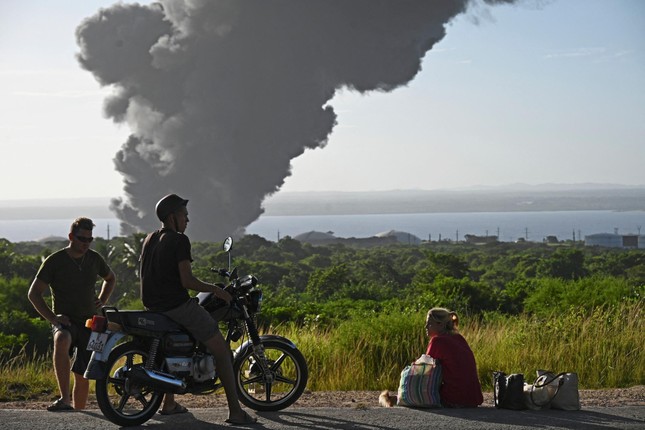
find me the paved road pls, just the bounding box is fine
[1,406,643,429]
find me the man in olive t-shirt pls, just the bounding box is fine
[28,217,115,411]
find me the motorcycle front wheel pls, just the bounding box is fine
[95,341,164,427]
[233,337,309,411]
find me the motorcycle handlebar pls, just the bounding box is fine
[210,267,230,277]
[210,267,239,284]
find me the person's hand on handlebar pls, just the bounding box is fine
[213,284,233,304]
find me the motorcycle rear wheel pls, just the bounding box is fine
[233,338,308,411]
[95,341,164,427]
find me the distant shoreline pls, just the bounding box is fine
[264,187,645,216]
[1,187,645,220]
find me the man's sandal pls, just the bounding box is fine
[159,403,189,415]
[46,399,74,412]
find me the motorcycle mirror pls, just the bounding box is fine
[223,237,233,252]
[223,236,233,271]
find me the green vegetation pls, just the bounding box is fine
[0,235,643,400]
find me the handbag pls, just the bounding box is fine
[537,370,581,410]
[493,371,527,410]
[524,373,558,410]
[524,370,580,410]
[397,355,442,408]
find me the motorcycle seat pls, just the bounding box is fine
[105,309,184,333]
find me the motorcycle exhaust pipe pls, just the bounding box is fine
[128,366,187,393]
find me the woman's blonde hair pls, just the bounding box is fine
[427,307,459,334]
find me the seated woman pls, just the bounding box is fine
[425,307,483,407]
[380,307,483,408]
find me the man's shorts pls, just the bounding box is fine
[163,298,220,342]
[52,321,92,375]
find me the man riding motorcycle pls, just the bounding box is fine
[139,193,257,425]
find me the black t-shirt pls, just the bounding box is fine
[140,228,192,311]
[36,248,110,325]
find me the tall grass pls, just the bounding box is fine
[0,348,54,401]
[471,303,644,389]
[279,312,426,391]
[1,303,642,401]
[274,301,644,391]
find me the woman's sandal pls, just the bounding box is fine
[159,402,189,415]
[46,398,74,412]
[225,410,258,425]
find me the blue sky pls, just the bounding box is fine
[0,0,643,200]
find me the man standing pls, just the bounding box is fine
[139,194,256,424]
[28,217,116,411]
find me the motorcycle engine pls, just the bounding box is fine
[165,357,192,375]
[163,333,194,356]
[193,353,216,382]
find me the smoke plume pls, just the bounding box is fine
[76,0,516,241]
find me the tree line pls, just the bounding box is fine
[1,235,643,359]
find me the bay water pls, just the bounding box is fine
[1,210,643,243]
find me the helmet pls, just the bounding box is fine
[155,194,189,222]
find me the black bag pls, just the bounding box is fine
[493,371,527,410]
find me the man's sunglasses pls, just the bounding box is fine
[75,235,94,243]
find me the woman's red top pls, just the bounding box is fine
[426,332,483,407]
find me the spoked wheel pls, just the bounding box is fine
[95,341,164,427]
[233,338,308,411]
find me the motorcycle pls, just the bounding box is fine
[83,237,308,427]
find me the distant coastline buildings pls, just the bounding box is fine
[584,233,645,249]
[291,229,645,249]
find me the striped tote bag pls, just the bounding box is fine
[397,359,442,408]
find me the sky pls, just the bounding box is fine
[0,0,644,202]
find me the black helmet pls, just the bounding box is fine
[155,194,189,222]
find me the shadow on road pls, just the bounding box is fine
[257,410,394,430]
[417,407,644,430]
[43,406,644,430]
[79,410,231,429]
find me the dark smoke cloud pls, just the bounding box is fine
[76,0,517,241]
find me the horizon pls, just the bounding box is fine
[1,182,645,206]
[2,184,645,224]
